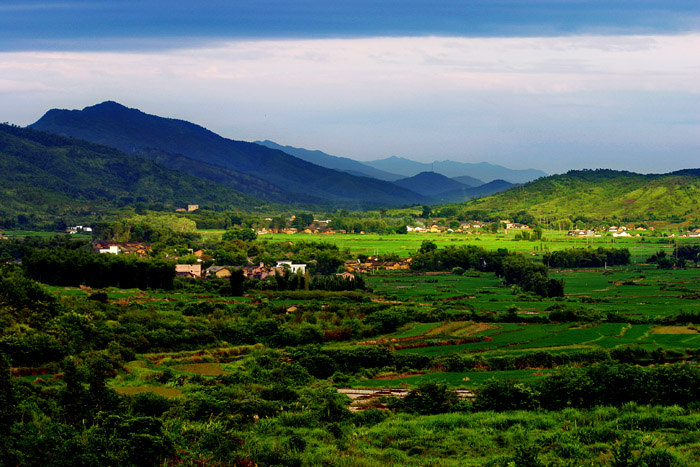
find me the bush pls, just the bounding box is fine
[473,379,540,412]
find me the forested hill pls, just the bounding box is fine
[31,101,430,207]
[461,169,700,223]
[0,124,261,225]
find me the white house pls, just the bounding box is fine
[276,260,306,274]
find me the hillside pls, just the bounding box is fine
[436,179,518,203]
[462,169,700,223]
[0,124,260,225]
[255,140,403,181]
[364,156,547,184]
[392,171,470,197]
[136,148,324,205]
[31,102,429,207]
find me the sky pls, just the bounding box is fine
[1,1,699,174]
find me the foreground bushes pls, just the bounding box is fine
[474,363,700,412]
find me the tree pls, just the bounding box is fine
[230,268,246,295]
[222,227,257,242]
[403,383,457,415]
[0,353,16,434]
[419,240,437,254]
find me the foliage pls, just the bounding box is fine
[23,248,175,289]
[543,247,631,268]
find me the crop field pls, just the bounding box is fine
[211,230,695,263]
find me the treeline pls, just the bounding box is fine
[231,269,366,293]
[0,235,91,262]
[411,243,564,297]
[23,248,174,290]
[543,247,631,268]
[474,363,700,412]
[292,344,697,382]
[647,245,700,269]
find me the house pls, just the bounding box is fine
[336,272,356,280]
[67,225,93,234]
[175,263,202,278]
[99,245,120,255]
[93,241,152,257]
[205,265,232,278]
[612,231,631,238]
[187,204,199,212]
[568,229,595,237]
[344,257,411,274]
[241,262,284,280]
[276,260,306,274]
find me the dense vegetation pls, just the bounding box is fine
[2,223,700,465]
[461,168,700,224]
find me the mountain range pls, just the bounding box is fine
[31,102,430,208]
[255,140,545,185]
[363,156,547,184]
[254,140,403,182]
[4,100,697,226]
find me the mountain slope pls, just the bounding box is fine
[0,124,259,220]
[255,140,403,181]
[462,169,700,223]
[451,175,485,187]
[31,102,429,207]
[392,171,470,197]
[437,179,518,203]
[365,156,547,184]
[136,148,324,205]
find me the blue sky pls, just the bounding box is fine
[1,1,699,173]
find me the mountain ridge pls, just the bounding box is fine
[31,101,431,208]
[255,140,403,182]
[364,155,547,184]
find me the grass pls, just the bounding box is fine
[112,386,184,398]
[171,362,227,376]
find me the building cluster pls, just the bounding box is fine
[66,225,93,234]
[407,221,530,234]
[92,241,151,256]
[177,261,307,280]
[344,257,411,274]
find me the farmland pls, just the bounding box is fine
[2,230,700,466]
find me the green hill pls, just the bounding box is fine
[461,169,700,224]
[0,124,262,228]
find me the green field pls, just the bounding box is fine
[200,229,693,263]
